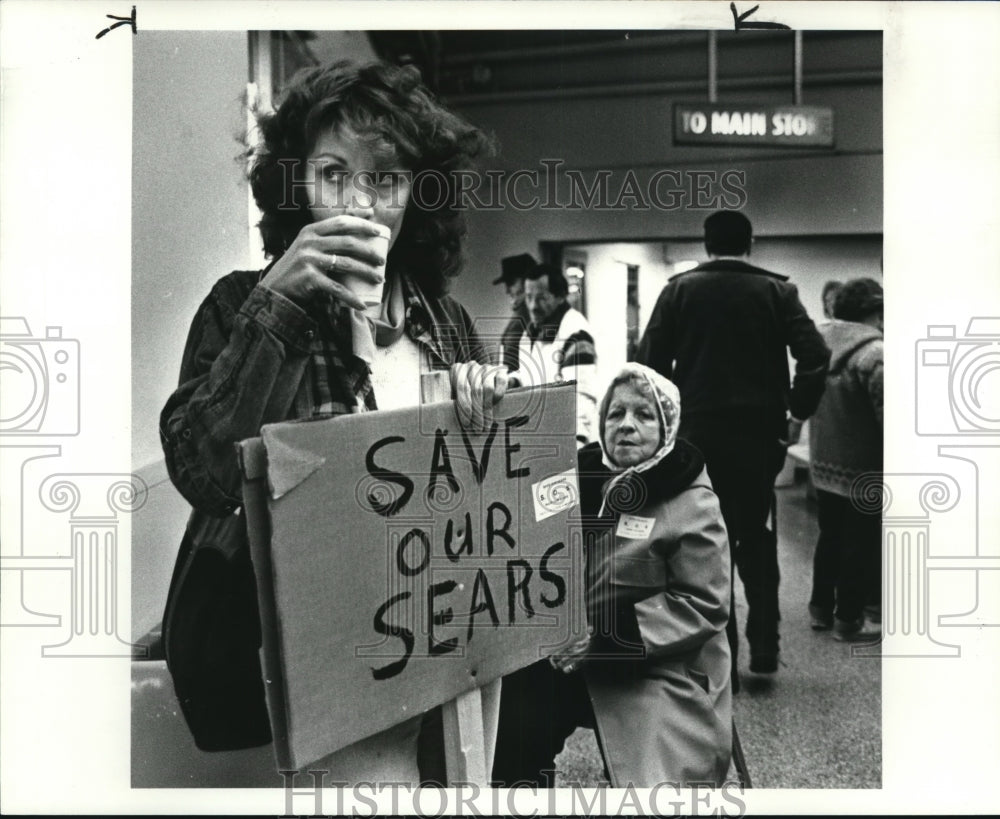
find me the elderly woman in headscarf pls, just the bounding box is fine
[492,363,733,788]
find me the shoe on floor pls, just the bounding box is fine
[809,604,833,631]
[749,653,779,673]
[832,617,881,642]
[863,605,882,625]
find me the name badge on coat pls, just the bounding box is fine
[616,514,656,539]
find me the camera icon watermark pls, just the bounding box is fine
[0,317,80,437]
[0,312,145,656]
[860,315,1000,658]
[915,317,1000,436]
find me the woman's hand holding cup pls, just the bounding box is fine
[260,208,390,311]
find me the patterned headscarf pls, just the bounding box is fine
[597,362,682,475]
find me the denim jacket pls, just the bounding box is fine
[158,269,486,751]
[160,269,486,518]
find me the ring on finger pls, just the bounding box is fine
[328,254,339,272]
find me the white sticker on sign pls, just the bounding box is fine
[532,468,579,522]
[616,514,656,539]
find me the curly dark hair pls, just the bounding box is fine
[833,277,883,322]
[247,60,492,297]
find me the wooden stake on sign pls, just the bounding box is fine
[420,368,493,785]
[442,689,488,784]
[479,678,501,777]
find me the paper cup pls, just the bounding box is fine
[419,370,452,404]
[342,226,390,317]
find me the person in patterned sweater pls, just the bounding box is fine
[807,277,884,641]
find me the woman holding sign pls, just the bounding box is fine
[493,363,732,787]
[160,60,505,781]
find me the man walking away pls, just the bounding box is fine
[636,210,830,678]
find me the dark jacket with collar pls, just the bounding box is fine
[499,304,530,371]
[635,259,830,429]
[159,270,484,751]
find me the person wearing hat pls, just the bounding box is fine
[807,277,884,641]
[494,253,535,371]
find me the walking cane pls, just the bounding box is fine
[731,718,752,788]
[727,488,778,789]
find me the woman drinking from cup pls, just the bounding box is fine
[159,59,505,782]
[493,363,733,787]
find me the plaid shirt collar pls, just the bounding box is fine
[400,274,450,367]
[298,272,448,418]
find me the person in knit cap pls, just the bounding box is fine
[808,277,884,641]
[492,363,733,788]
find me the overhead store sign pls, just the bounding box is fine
[674,103,834,147]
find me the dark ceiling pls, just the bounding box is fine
[366,29,880,101]
[368,29,691,95]
[278,29,880,106]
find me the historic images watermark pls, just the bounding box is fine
[278,774,747,818]
[0,316,145,657]
[275,160,748,213]
[915,319,1000,437]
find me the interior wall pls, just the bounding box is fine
[132,32,251,471]
[561,242,673,394]
[131,32,250,638]
[447,32,883,333]
[743,235,884,319]
[560,235,884,389]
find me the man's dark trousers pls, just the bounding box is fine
[681,413,787,679]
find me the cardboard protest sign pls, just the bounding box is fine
[238,383,584,770]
